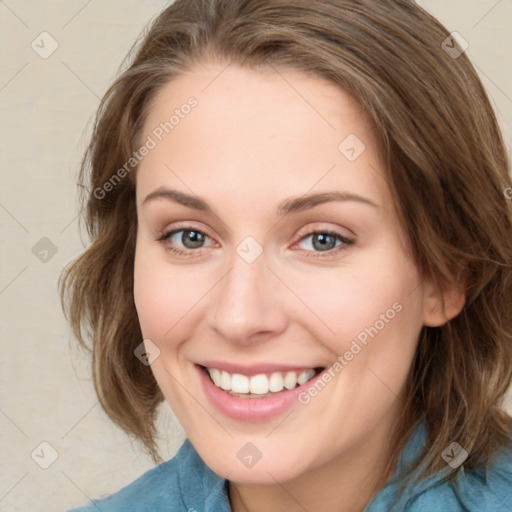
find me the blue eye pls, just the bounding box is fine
[166,229,207,248]
[294,230,354,258]
[157,227,354,259]
[157,228,213,256]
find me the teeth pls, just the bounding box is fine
[249,374,268,394]
[297,369,314,385]
[231,373,250,393]
[209,368,221,387]
[269,372,284,392]
[284,371,297,390]
[206,367,317,395]
[220,371,231,391]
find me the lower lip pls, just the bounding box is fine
[195,364,322,421]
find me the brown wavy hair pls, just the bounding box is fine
[60,0,512,492]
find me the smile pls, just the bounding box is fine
[204,366,322,397]
[195,362,326,420]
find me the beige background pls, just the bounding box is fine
[0,1,511,510]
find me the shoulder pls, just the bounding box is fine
[66,439,229,512]
[408,439,512,512]
[408,448,512,511]
[367,420,512,512]
[66,444,187,512]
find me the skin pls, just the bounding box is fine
[133,61,465,512]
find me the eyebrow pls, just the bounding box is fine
[142,187,379,216]
[277,191,379,215]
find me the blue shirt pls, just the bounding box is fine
[67,421,512,511]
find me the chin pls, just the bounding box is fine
[192,435,317,485]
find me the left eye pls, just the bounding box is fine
[296,231,353,252]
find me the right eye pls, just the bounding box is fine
[158,227,216,257]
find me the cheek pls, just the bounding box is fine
[133,243,175,340]
[286,248,424,356]
[133,245,203,409]
[133,244,212,345]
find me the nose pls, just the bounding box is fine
[206,247,288,347]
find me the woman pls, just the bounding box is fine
[61,0,512,510]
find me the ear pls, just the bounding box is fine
[422,276,466,327]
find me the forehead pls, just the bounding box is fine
[137,62,390,212]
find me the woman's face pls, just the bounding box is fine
[133,62,435,484]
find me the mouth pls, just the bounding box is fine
[198,364,324,399]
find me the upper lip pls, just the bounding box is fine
[196,361,324,377]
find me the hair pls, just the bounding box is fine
[60,0,512,497]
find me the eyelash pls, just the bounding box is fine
[156,225,354,259]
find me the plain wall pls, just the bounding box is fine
[0,1,511,510]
